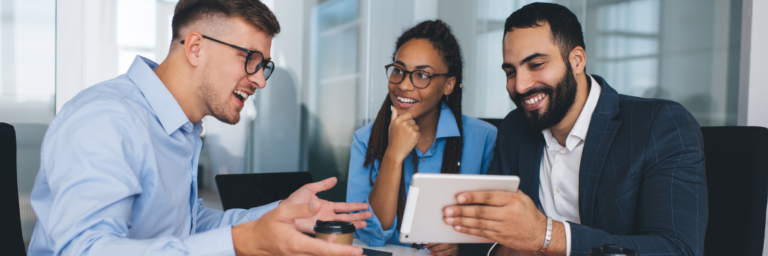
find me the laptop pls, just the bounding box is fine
[215,172,313,211]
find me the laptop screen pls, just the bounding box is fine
[215,172,313,210]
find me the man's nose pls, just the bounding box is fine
[248,69,267,89]
[515,70,535,95]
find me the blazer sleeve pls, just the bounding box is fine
[569,103,708,256]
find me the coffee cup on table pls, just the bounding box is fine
[314,220,355,245]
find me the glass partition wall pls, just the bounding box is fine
[0,0,56,246]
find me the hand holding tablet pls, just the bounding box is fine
[398,173,520,244]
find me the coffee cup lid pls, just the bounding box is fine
[314,220,355,234]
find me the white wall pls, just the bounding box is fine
[745,0,768,128]
[56,0,118,113]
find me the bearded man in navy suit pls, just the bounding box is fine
[446,3,707,256]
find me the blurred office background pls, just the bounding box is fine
[2,0,764,247]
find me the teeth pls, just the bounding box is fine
[233,90,249,101]
[524,94,545,105]
[396,96,417,104]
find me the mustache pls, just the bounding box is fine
[511,85,555,102]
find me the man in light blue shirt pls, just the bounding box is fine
[28,1,371,255]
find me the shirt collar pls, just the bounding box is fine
[435,101,461,139]
[126,55,192,135]
[543,74,602,152]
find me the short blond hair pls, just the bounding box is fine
[171,0,280,40]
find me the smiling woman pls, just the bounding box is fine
[345,20,498,255]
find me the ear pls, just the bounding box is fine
[568,46,586,76]
[183,32,205,68]
[443,76,456,96]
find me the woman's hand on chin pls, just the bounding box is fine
[386,107,420,161]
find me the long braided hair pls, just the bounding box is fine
[362,20,464,230]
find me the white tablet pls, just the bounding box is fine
[398,173,520,244]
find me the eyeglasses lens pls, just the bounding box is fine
[387,66,404,83]
[412,71,430,88]
[246,53,263,74]
[263,62,275,80]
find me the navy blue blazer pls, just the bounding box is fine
[463,75,707,256]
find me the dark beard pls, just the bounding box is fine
[510,61,578,131]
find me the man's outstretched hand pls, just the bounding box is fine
[233,200,364,256]
[282,177,372,234]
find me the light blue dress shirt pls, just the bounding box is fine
[28,56,279,256]
[346,103,497,247]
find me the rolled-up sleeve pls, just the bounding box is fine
[346,130,397,247]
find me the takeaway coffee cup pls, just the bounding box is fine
[588,244,639,256]
[314,220,355,245]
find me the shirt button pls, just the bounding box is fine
[184,123,190,128]
[187,134,193,140]
[422,158,427,162]
[556,187,561,193]
[558,152,564,156]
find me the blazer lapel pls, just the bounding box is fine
[578,75,622,226]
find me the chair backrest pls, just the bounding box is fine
[0,123,27,255]
[215,172,314,211]
[702,126,768,256]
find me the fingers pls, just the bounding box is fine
[332,211,372,223]
[302,177,338,194]
[332,202,370,213]
[445,216,500,232]
[324,233,337,243]
[455,191,515,206]
[444,205,505,221]
[290,235,363,256]
[349,220,368,229]
[452,224,497,240]
[275,200,321,221]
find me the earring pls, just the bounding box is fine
[460,83,463,88]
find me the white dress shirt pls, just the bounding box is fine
[488,75,601,256]
[538,74,600,256]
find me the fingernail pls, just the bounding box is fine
[457,196,466,203]
[432,252,435,255]
[445,209,453,216]
[454,226,462,231]
[446,217,454,224]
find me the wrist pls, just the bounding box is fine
[383,150,407,163]
[232,223,247,256]
[543,221,567,256]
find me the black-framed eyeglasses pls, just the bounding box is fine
[385,64,448,89]
[181,35,275,80]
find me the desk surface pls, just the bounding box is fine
[353,239,433,256]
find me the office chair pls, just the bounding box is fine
[701,126,768,256]
[216,172,314,210]
[0,123,27,255]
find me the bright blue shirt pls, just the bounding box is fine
[346,103,497,247]
[28,56,279,256]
